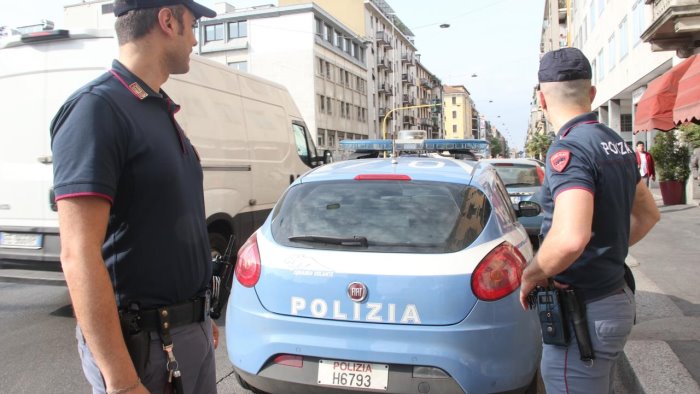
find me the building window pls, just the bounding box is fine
[608,34,616,71]
[619,17,628,60]
[205,24,223,42]
[597,0,605,16]
[326,62,331,79]
[597,49,605,82]
[582,16,588,44]
[228,20,247,39]
[632,0,645,46]
[318,58,324,76]
[315,18,323,37]
[319,95,325,112]
[101,3,114,14]
[340,101,345,118]
[589,1,596,30]
[336,31,344,48]
[317,129,326,147]
[347,103,352,119]
[325,24,333,43]
[452,111,457,119]
[451,97,456,105]
[620,114,632,132]
[452,124,457,134]
[327,97,332,115]
[228,61,248,72]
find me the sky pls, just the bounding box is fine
[0,0,544,151]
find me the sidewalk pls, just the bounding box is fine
[619,187,700,394]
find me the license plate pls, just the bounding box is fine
[0,232,43,249]
[317,359,388,391]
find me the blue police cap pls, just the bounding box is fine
[538,47,592,82]
[114,0,216,19]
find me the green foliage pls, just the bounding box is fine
[679,122,700,149]
[525,132,553,160]
[649,131,690,182]
[489,137,503,157]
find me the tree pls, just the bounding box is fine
[679,122,700,149]
[489,137,503,158]
[525,132,553,160]
[649,130,690,182]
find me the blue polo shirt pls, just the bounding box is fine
[50,60,211,309]
[540,112,640,301]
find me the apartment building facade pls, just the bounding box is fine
[280,0,444,140]
[443,85,476,140]
[196,3,371,152]
[532,0,700,199]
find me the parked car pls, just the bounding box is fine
[226,154,542,394]
[482,158,545,249]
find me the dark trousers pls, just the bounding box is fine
[76,319,217,394]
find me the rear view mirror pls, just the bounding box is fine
[517,200,541,217]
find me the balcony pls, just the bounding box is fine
[378,107,392,119]
[641,0,700,56]
[401,73,415,86]
[419,117,431,126]
[401,53,415,65]
[403,115,416,126]
[419,77,433,89]
[378,83,394,96]
[376,58,393,73]
[376,31,393,48]
[402,94,416,106]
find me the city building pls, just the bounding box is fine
[279,0,444,140]
[196,2,371,152]
[531,0,700,200]
[442,85,477,140]
[415,57,443,138]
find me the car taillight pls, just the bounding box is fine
[235,233,261,287]
[272,354,303,368]
[471,242,526,301]
[536,166,545,184]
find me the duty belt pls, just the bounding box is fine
[121,294,210,333]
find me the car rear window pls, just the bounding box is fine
[492,164,542,187]
[270,180,491,253]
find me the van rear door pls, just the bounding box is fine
[0,31,116,265]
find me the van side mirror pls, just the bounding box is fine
[322,150,333,164]
[516,200,541,217]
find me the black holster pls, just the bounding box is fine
[561,289,595,361]
[119,308,150,378]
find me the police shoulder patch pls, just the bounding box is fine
[550,150,571,172]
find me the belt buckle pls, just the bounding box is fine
[203,291,211,320]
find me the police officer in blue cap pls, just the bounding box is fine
[519,47,661,393]
[51,1,218,393]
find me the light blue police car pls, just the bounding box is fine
[226,139,543,394]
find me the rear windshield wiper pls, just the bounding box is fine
[288,235,368,247]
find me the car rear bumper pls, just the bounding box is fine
[226,283,542,394]
[0,227,61,269]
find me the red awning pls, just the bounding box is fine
[633,55,697,133]
[673,54,700,125]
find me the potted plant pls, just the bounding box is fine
[649,130,690,205]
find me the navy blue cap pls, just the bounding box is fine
[538,47,592,82]
[114,0,216,19]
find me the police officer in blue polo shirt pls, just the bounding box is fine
[519,48,660,393]
[51,1,218,393]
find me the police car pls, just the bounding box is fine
[226,137,543,394]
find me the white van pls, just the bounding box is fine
[0,29,329,269]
